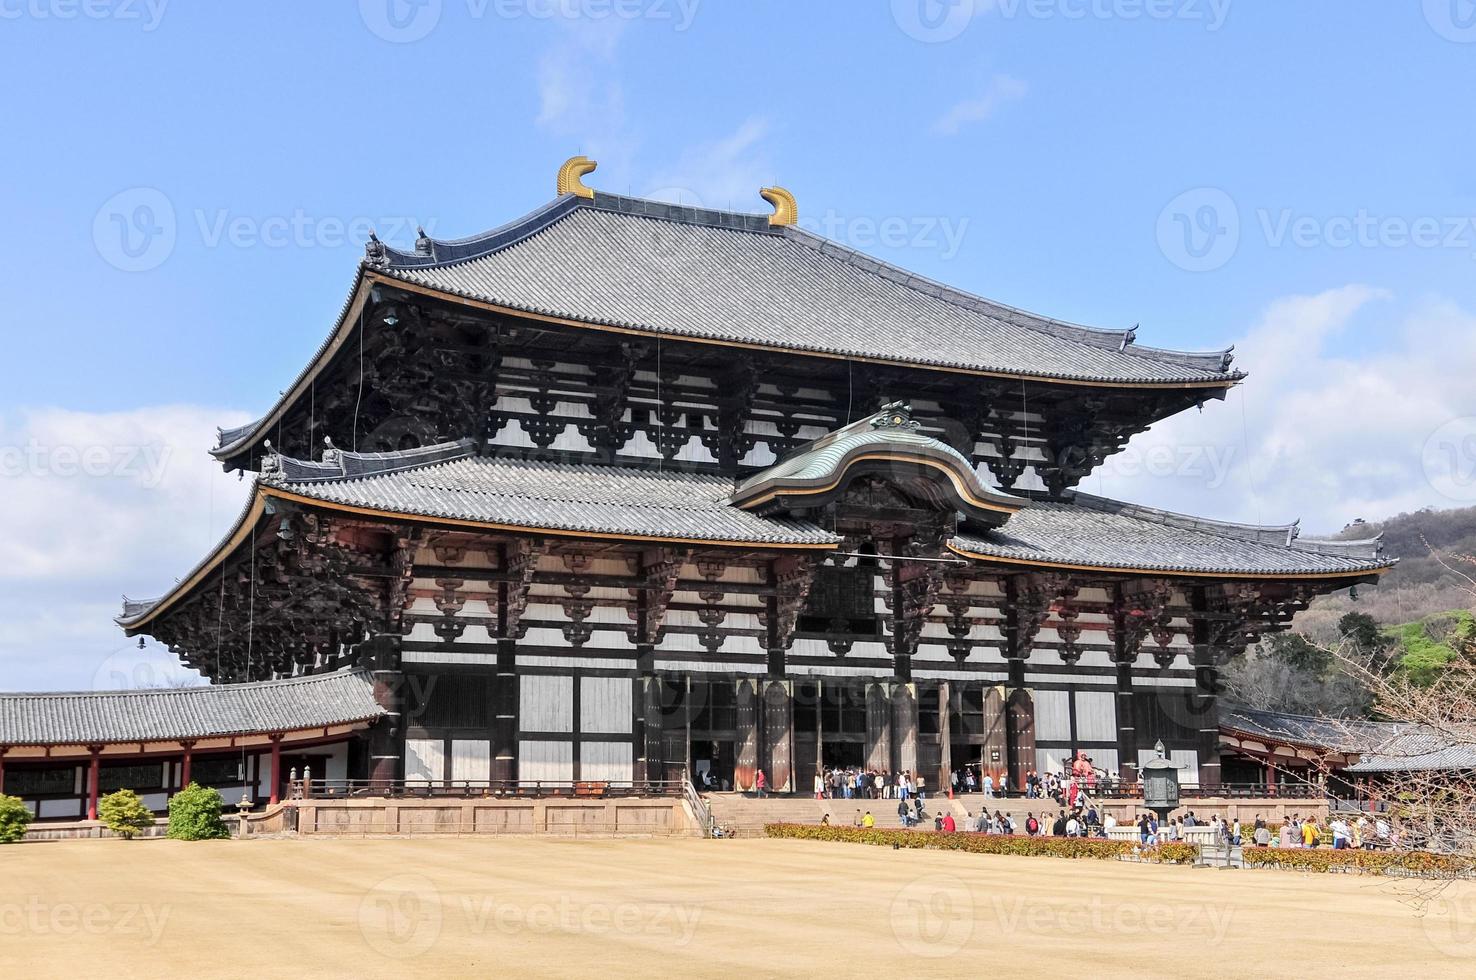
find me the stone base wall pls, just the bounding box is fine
[292,796,700,837]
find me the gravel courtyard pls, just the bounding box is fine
[3,835,1473,978]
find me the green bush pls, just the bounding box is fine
[98,789,155,840]
[1243,846,1474,878]
[166,783,230,841]
[0,794,33,844]
[764,823,1197,865]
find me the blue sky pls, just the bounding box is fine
[2,1,1474,689]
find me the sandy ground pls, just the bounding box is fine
[2,836,1474,978]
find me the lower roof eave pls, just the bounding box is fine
[946,542,1395,582]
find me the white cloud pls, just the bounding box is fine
[644,117,774,209]
[1092,286,1476,534]
[535,18,635,167]
[932,74,1028,136]
[0,405,250,691]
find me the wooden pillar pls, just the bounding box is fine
[734,677,760,792]
[364,634,405,788]
[890,683,918,778]
[268,734,283,805]
[1190,586,1222,789]
[761,679,794,793]
[0,746,7,796]
[1005,688,1035,792]
[936,681,952,796]
[865,681,891,773]
[1114,659,1137,783]
[86,747,102,821]
[180,742,194,790]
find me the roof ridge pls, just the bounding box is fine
[1063,491,1301,543]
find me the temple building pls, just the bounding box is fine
[8,158,1397,812]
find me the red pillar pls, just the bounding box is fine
[180,742,194,790]
[0,747,8,795]
[87,748,101,821]
[1266,759,1277,795]
[268,735,283,805]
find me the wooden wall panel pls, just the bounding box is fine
[580,676,632,735]
[520,675,573,733]
[761,679,793,794]
[518,740,574,783]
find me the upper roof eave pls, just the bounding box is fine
[210,189,1246,464]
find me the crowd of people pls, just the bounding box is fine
[814,767,933,801]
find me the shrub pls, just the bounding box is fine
[166,783,230,841]
[1242,846,1474,878]
[0,794,33,844]
[764,823,1197,865]
[98,789,155,840]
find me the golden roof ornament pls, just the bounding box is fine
[556,155,598,199]
[760,186,797,226]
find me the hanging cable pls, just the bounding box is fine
[353,305,365,451]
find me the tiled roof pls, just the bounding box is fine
[1342,730,1476,773]
[264,440,837,547]
[379,192,1238,386]
[213,191,1240,462]
[1220,705,1372,750]
[0,670,383,746]
[951,492,1394,576]
[1221,705,1476,773]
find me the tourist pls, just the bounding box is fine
[1103,811,1117,833]
[1052,810,1068,836]
[1230,817,1242,846]
[821,813,831,826]
[1331,817,1350,850]
[1025,812,1040,836]
[1254,821,1271,847]
[941,811,956,833]
[982,772,994,798]
[814,771,824,800]
[897,799,912,828]
[853,809,863,827]
[1301,817,1320,848]
[875,771,886,799]
[755,769,767,798]
[998,771,1009,797]
[917,773,927,800]
[965,768,977,793]
[1138,813,1152,845]
[862,810,875,829]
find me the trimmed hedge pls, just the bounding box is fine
[765,823,1197,864]
[1243,846,1474,878]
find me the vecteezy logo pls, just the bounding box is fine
[888,874,974,957]
[1156,187,1240,272]
[359,0,442,43]
[1422,417,1476,503]
[1421,893,1476,960]
[1424,0,1476,42]
[93,187,176,272]
[358,874,443,959]
[891,0,976,42]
